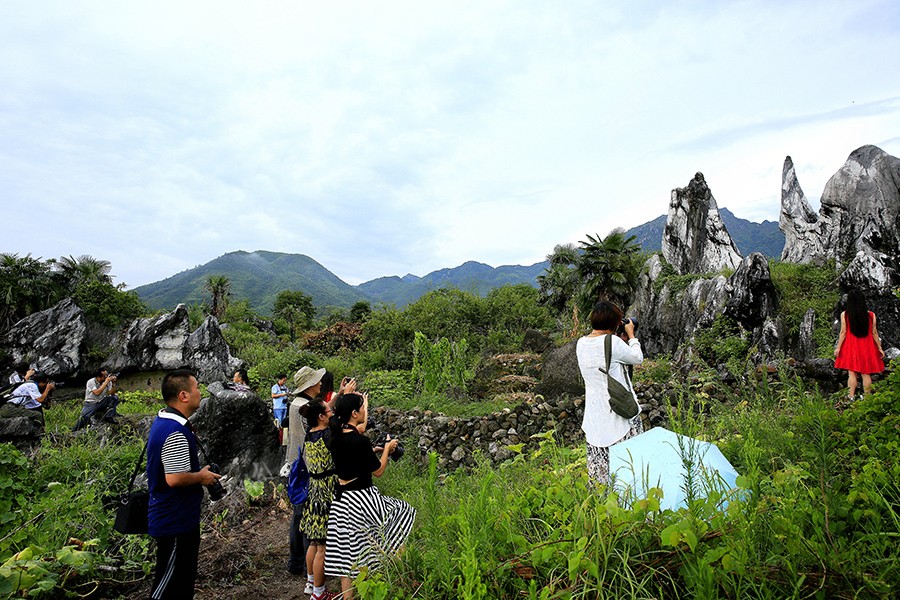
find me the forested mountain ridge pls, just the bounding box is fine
[135,210,782,313]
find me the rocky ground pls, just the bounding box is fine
[114,491,340,599]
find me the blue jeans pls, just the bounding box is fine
[73,395,120,430]
[274,407,287,428]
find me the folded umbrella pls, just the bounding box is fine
[608,426,740,511]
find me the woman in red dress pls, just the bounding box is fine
[834,290,885,398]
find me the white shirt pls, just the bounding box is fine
[576,334,643,447]
[8,381,42,410]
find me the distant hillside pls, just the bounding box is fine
[135,208,782,313]
[134,250,367,314]
[624,208,784,258]
[358,260,547,307]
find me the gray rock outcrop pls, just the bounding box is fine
[535,341,583,399]
[723,253,778,331]
[779,156,825,262]
[780,146,900,266]
[780,145,900,350]
[191,382,283,481]
[2,300,240,383]
[628,255,730,358]
[662,172,742,275]
[3,298,86,377]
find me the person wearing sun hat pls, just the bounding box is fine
[284,365,325,579]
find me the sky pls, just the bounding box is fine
[2,1,899,288]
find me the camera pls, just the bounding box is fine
[372,431,405,461]
[205,463,227,502]
[617,317,638,336]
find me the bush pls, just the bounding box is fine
[72,280,146,328]
[769,260,839,357]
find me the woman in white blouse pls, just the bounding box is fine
[575,300,644,486]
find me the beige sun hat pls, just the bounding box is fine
[292,366,326,395]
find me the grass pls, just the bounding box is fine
[366,365,900,599]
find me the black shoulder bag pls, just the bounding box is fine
[598,334,639,420]
[113,442,150,534]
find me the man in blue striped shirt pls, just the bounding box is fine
[147,369,221,599]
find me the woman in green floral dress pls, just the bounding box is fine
[299,399,338,600]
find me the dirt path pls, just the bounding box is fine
[126,496,339,599]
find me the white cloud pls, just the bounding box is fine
[1,0,899,288]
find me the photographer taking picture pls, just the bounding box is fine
[0,371,54,431]
[576,300,644,487]
[73,366,121,430]
[324,392,415,600]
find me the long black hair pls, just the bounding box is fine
[316,371,335,401]
[329,392,364,437]
[845,290,871,338]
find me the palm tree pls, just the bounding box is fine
[57,254,113,288]
[205,275,231,321]
[537,243,580,316]
[0,253,65,331]
[576,229,642,315]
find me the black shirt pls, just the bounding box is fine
[330,428,380,491]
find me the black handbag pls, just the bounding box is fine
[113,442,149,534]
[598,334,640,420]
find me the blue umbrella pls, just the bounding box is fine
[608,427,740,511]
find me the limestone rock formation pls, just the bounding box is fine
[534,341,583,399]
[780,146,900,266]
[779,156,824,262]
[723,253,778,331]
[185,317,243,383]
[191,382,283,481]
[2,300,240,383]
[107,306,240,382]
[628,255,730,358]
[3,298,86,377]
[780,145,900,350]
[662,172,742,275]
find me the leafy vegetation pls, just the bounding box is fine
[538,231,646,323]
[362,366,900,599]
[0,253,147,333]
[769,259,840,357]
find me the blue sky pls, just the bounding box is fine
[2,1,899,288]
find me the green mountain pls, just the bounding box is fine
[358,260,547,307]
[134,250,368,314]
[135,207,782,314]
[624,208,784,258]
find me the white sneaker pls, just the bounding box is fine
[303,581,314,595]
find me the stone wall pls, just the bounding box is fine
[370,381,674,470]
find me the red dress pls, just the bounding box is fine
[834,312,884,374]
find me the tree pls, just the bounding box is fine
[537,243,580,316]
[57,255,113,287]
[273,289,315,342]
[0,253,66,331]
[576,229,642,315]
[205,275,231,321]
[349,301,372,323]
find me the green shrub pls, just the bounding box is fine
[769,259,839,357]
[692,315,750,367]
[412,332,473,396]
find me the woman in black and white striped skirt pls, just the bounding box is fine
[324,392,415,599]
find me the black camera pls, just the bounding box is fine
[205,463,227,502]
[617,317,638,336]
[372,431,405,461]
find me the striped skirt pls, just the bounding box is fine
[324,486,416,578]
